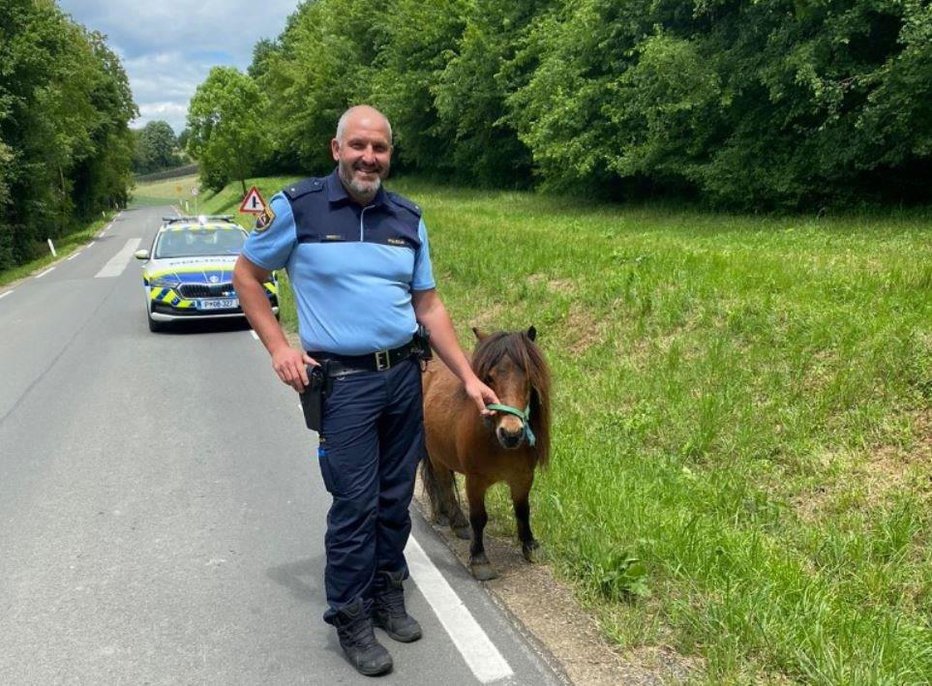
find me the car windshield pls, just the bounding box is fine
[155,226,246,258]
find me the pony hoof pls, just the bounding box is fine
[522,542,539,563]
[470,563,499,581]
[453,526,471,540]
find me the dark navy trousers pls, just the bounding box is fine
[316,357,424,624]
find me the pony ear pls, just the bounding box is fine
[472,327,489,340]
[527,326,537,341]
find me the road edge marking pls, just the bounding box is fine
[406,535,514,683]
[36,267,55,279]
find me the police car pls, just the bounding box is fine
[134,215,278,332]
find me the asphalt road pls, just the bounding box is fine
[0,206,566,686]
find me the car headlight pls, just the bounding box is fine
[148,275,180,289]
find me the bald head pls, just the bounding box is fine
[336,106,393,145]
[331,105,394,205]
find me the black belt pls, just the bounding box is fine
[308,340,417,373]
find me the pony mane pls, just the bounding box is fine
[472,330,552,467]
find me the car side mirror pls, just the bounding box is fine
[134,249,150,260]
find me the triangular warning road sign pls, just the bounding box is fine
[239,186,267,214]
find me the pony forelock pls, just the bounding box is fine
[471,329,552,466]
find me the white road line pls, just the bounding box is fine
[95,238,141,278]
[406,536,513,683]
[36,267,55,279]
[0,290,12,300]
[87,241,96,248]
[250,330,259,341]
[67,252,81,261]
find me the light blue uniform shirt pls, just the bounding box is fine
[242,172,435,355]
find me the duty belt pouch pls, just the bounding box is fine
[299,362,331,432]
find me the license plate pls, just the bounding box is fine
[196,298,238,311]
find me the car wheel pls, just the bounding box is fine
[147,310,165,332]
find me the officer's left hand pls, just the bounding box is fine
[464,377,499,417]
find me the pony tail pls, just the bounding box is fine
[420,453,437,495]
[419,452,443,518]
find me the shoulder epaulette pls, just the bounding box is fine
[283,177,325,200]
[387,191,422,218]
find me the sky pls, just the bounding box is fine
[57,0,302,134]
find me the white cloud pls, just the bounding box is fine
[134,103,190,128]
[58,0,301,133]
[123,51,215,131]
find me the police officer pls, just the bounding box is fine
[233,105,499,677]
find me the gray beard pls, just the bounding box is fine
[348,175,380,201]
[339,162,382,203]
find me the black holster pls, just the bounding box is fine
[299,362,332,432]
[413,324,433,361]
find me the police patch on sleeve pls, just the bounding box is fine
[255,205,276,232]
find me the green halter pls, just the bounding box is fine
[485,403,536,447]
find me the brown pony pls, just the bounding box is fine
[421,326,551,580]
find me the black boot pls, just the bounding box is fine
[373,571,422,643]
[333,598,393,676]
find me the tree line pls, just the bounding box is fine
[189,0,931,210]
[132,121,190,176]
[0,0,137,271]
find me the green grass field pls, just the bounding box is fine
[129,174,301,219]
[128,173,209,209]
[192,176,930,683]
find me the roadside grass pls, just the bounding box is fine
[0,215,115,288]
[130,173,201,207]
[213,175,931,684]
[184,176,302,225]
